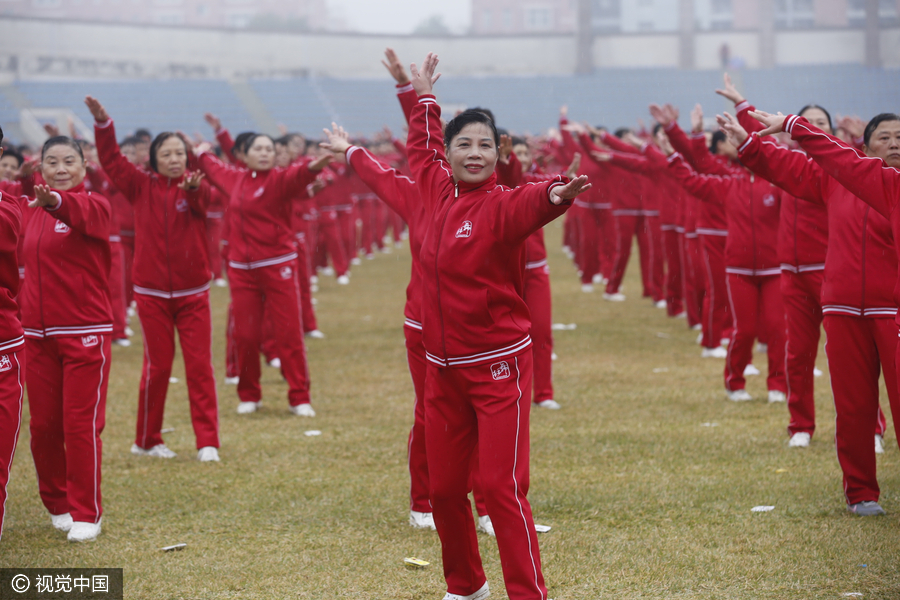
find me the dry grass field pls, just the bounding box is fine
[1,221,898,599]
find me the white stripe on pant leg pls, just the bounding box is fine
[702,244,716,345]
[724,276,739,391]
[406,345,419,511]
[92,337,107,523]
[0,353,24,539]
[139,313,151,449]
[511,356,543,600]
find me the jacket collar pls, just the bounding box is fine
[455,172,498,195]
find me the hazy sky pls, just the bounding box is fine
[327,0,472,34]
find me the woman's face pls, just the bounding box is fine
[800,107,832,134]
[41,144,85,191]
[513,143,533,173]
[447,122,498,185]
[865,119,900,169]
[0,155,19,182]
[245,136,276,171]
[155,136,188,179]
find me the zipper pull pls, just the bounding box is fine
[454,184,459,198]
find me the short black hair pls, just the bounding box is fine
[244,133,275,153]
[274,135,289,146]
[614,128,632,139]
[41,136,84,162]
[710,130,727,154]
[121,136,138,148]
[1,148,23,167]
[469,107,496,124]
[149,132,187,173]
[798,104,833,133]
[652,123,664,137]
[863,113,900,147]
[135,128,152,142]
[511,136,527,147]
[0,124,4,146]
[444,109,499,148]
[234,131,256,155]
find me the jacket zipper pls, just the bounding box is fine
[433,183,458,366]
[36,212,46,333]
[164,179,173,293]
[793,197,799,268]
[749,175,757,274]
[861,206,869,313]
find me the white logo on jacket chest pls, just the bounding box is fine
[175,198,189,212]
[0,355,11,372]
[491,361,510,381]
[253,187,266,198]
[762,193,775,207]
[81,335,99,348]
[54,221,70,234]
[455,221,473,238]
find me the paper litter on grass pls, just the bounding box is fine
[751,506,775,512]
[404,557,429,569]
[304,430,322,436]
[775,468,788,473]
[551,323,577,331]
[656,332,670,338]
[842,594,863,597]
[700,423,719,427]
[652,368,669,373]
[534,524,552,533]
[161,428,175,434]
[168,377,179,383]
[161,543,186,552]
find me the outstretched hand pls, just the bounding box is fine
[565,152,582,179]
[837,115,866,139]
[204,112,222,132]
[29,184,60,209]
[749,110,787,137]
[498,134,513,163]
[409,52,441,97]
[308,153,334,172]
[549,175,591,205]
[714,72,745,105]
[649,103,673,127]
[716,112,749,148]
[690,104,704,134]
[590,150,612,163]
[320,123,352,155]
[84,96,109,123]
[382,48,410,85]
[178,170,205,191]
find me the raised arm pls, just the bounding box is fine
[666,153,732,205]
[0,192,22,255]
[383,48,417,124]
[491,175,590,245]
[87,96,145,199]
[31,184,111,240]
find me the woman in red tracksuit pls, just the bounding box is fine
[23,136,112,542]
[0,139,24,541]
[197,134,330,416]
[747,109,900,514]
[88,97,220,462]
[665,143,787,402]
[407,53,590,600]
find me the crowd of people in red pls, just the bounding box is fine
[0,48,898,600]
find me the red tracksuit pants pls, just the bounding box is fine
[109,241,127,339]
[134,290,219,450]
[121,234,135,307]
[637,213,664,302]
[206,216,224,279]
[576,206,601,285]
[823,315,896,505]
[781,270,824,436]
[606,213,643,295]
[426,351,546,600]
[338,207,357,263]
[524,264,553,403]
[0,349,24,539]
[359,197,378,256]
[682,234,705,329]
[295,237,318,333]
[724,273,786,393]
[27,335,111,523]
[315,210,349,277]
[662,227,683,316]
[700,235,729,349]
[405,325,430,513]
[228,263,311,406]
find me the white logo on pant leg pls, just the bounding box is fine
[81,335,99,347]
[280,266,293,279]
[175,198,189,212]
[455,221,472,238]
[54,221,70,234]
[0,355,11,372]
[491,361,510,380]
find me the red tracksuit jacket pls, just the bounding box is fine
[667,153,780,276]
[407,94,570,368]
[0,192,23,352]
[346,145,426,327]
[198,153,318,269]
[95,120,211,297]
[665,122,729,235]
[20,184,112,338]
[494,154,556,269]
[739,131,895,317]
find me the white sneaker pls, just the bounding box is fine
[365,253,375,260]
[655,299,667,309]
[305,329,326,339]
[701,347,728,358]
[696,332,704,344]
[321,266,335,277]
[127,307,136,318]
[875,434,885,455]
[674,311,687,319]
[581,284,594,293]
[237,401,260,414]
[409,510,436,530]
[336,275,350,285]
[788,432,811,448]
[224,376,239,385]
[603,292,626,302]
[131,443,177,458]
[756,342,768,353]
[395,241,404,248]
[592,273,604,284]
[267,357,282,369]
[381,246,392,254]
[350,257,362,266]
[113,338,131,347]
[125,326,135,337]
[51,512,73,532]
[551,352,558,361]
[744,364,760,376]
[289,403,316,417]
[67,519,101,542]
[536,399,561,410]
[768,390,787,403]
[814,367,823,377]
[692,324,702,331]
[443,582,490,600]
[721,337,730,347]
[197,446,220,462]
[310,275,319,284]
[477,515,495,537]
[214,278,228,287]
[310,283,319,293]
[726,389,753,402]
